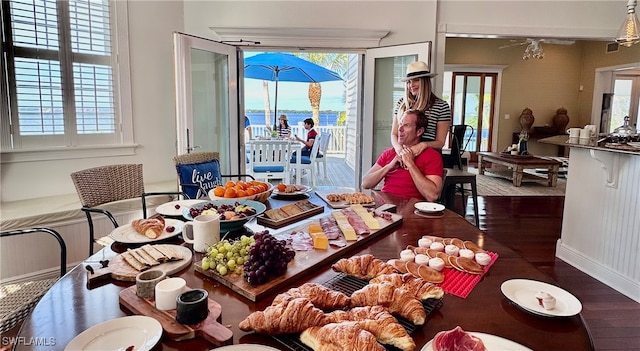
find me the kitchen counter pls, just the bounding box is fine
[539,134,640,156]
[539,135,640,303]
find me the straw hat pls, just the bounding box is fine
[279,114,288,121]
[400,61,437,81]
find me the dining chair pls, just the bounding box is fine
[71,164,184,255]
[246,140,292,183]
[290,133,322,188]
[315,131,332,177]
[442,124,474,170]
[0,227,66,333]
[173,152,255,199]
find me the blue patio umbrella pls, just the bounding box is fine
[244,53,343,125]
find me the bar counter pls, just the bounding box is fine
[15,191,594,350]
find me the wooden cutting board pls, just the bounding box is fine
[315,190,377,209]
[87,245,192,285]
[119,285,233,345]
[195,209,403,301]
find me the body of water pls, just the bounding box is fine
[246,111,340,127]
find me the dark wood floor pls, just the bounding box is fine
[455,196,640,351]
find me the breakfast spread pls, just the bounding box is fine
[131,215,165,239]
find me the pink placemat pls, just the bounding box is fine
[437,251,499,298]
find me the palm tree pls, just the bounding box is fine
[295,53,348,126]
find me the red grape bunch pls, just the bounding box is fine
[243,230,295,286]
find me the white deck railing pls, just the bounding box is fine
[250,124,346,156]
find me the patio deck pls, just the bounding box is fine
[294,156,356,189]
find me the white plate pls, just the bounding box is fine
[155,199,206,216]
[211,345,280,351]
[272,184,311,197]
[627,141,640,148]
[65,316,161,351]
[421,332,532,351]
[414,202,445,213]
[501,279,582,317]
[110,218,184,244]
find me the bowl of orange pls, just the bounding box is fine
[208,180,274,203]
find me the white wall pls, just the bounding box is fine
[0,0,629,203]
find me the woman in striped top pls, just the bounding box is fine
[276,114,291,138]
[391,61,451,156]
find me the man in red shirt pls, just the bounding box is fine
[294,118,317,157]
[362,109,443,201]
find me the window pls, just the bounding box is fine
[1,0,132,158]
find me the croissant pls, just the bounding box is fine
[324,308,415,351]
[238,297,328,334]
[331,254,396,280]
[272,283,350,310]
[350,282,426,325]
[300,322,385,351]
[370,273,444,300]
[131,215,165,239]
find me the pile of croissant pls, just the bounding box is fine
[131,214,165,239]
[239,254,445,351]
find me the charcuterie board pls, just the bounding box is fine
[87,245,192,285]
[119,285,233,345]
[256,200,324,228]
[195,210,403,301]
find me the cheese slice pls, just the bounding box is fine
[308,222,323,234]
[332,211,357,241]
[351,204,380,229]
[311,232,328,249]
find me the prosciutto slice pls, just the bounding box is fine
[341,207,371,236]
[432,326,486,351]
[319,216,341,240]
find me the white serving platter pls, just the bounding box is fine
[501,279,582,317]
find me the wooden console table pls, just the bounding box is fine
[478,152,561,187]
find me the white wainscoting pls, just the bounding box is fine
[557,148,640,302]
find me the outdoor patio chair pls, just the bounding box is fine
[290,133,322,188]
[0,228,67,333]
[71,164,185,255]
[246,140,292,183]
[315,131,332,177]
[173,152,254,199]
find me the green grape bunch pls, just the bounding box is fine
[201,235,255,276]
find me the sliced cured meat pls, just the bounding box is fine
[432,326,486,351]
[319,216,341,240]
[341,207,371,236]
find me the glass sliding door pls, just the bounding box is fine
[361,43,431,187]
[172,33,240,174]
[610,75,640,132]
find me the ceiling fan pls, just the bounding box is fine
[499,38,575,60]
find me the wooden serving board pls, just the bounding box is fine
[119,285,233,345]
[314,190,376,209]
[87,245,192,285]
[195,210,403,301]
[256,203,324,228]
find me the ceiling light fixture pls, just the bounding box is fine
[522,40,544,60]
[615,0,640,47]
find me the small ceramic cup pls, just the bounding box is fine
[135,269,166,299]
[155,277,187,310]
[176,289,209,324]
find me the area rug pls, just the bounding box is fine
[467,168,566,197]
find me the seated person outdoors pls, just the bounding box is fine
[294,118,317,157]
[362,109,443,202]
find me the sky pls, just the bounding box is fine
[242,52,346,111]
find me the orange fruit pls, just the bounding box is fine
[223,187,236,198]
[225,181,236,188]
[236,180,247,189]
[277,183,286,192]
[246,188,256,196]
[213,186,225,197]
[236,189,247,197]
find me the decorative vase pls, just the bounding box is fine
[519,108,535,133]
[552,107,569,134]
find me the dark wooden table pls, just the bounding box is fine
[478,151,561,187]
[15,191,593,351]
